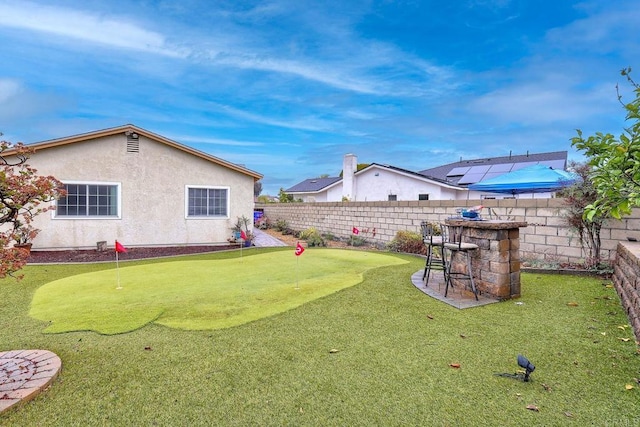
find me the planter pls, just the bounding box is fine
[14,243,33,254]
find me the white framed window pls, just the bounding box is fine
[186,186,229,218]
[54,182,121,219]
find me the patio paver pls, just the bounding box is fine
[411,270,499,309]
[0,350,61,414]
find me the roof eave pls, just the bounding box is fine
[9,124,263,180]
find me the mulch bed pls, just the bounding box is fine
[27,245,239,264]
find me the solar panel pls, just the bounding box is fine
[510,161,538,171]
[447,166,471,176]
[458,173,488,185]
[488,163,514,173]
[467,165,491,173]
[481,172,504,181]
[543,159,566,169]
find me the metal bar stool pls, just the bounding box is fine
[441,223,479,300]
[420,221,445,286]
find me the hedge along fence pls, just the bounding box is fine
[256,198,640,265]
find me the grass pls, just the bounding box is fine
[29,250,406,334]
[1,247,639,426]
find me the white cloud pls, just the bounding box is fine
[0,78,21,103]
[545,3,640,56]
[170,135,264,147]
[216,54,381,95]
[0,1,187,57]
[208,103,338,132]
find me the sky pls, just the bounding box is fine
[0,0,638,195]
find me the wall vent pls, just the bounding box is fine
[126,132,139,153]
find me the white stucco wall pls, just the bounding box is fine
[24,134,256,249]
[326,184,344,201]
[352,167,464,201]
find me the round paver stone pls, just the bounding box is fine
[0,350,62,414]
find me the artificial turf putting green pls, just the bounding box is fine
[30,249,407,334]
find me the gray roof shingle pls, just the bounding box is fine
[419,151,568,185]
[286,177,342,193]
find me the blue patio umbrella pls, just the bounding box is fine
[468,164,577,194]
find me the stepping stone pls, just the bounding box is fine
[0,350,62,414]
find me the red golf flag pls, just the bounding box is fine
[240,230,247,240]
[352,227,359,235]
[295,242,305,256]
[115,240,127,253]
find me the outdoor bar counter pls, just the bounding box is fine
[445,219,528,300]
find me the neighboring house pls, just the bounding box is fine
[287,154,465,202]
[286,151,568,202]
[422,150,568,200]
[9,124,262,250]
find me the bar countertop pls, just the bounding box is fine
[444,218,528,230]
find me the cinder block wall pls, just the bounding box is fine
[612,242,640,341]
[257,198,640,264]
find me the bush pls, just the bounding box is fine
[274,219,289,232]
[299,227,318,240]
[322,232,337,241]
[347,235,368,247]
[299,227,327,247]
[386,230,426,255]
[281,227,296,236]
[256,215,271,230]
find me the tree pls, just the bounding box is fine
[572,67,640,220]
[254,180,263,198]
[0,139,65,278]
[339,163,370,177]
[256,194,272,204]
[556,161,605,268]
[278,187,294,203]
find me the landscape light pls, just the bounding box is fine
[517,354,535,382]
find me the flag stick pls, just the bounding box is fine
[295,255,300,290]
[115,251,122,290]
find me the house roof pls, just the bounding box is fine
[419,151,567,186]
[286,177,342,193]
[364,163,460,188]
[9,124,263,180]
[287,162,464,194]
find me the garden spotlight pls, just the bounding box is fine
[517,354,535,382]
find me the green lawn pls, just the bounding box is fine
[1,247,638,426]
[30,250,406,334]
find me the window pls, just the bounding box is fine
[187,186,228,217]
[418,194,429,201]
[56,182,120,217]
[388,194,397,201]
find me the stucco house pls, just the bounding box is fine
[11,124,262,250]
[286,151,568,202]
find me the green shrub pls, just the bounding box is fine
[322,232,337,241]
[347,235,368,247]
[386,230,426,255]
[300,227,326,247]
[306,234,327,247]
[281,227,296,236]
[299,227,318,240]
[274,219,288,232]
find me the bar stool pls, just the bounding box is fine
[420,221,445,286]
[441,223,479,300]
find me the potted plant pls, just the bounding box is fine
[230,216,253,247]
[13,222,39,253]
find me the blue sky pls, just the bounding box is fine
[0,0,638,195]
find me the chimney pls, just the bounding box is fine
[342,153,357,201]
